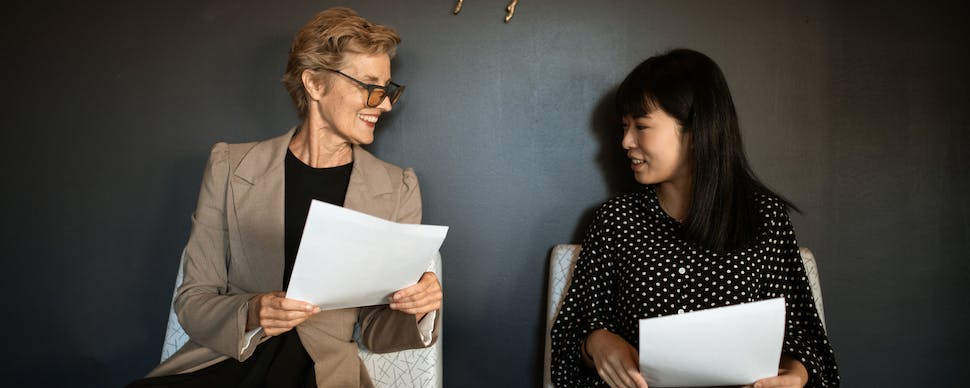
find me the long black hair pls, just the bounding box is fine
[616,48,797,252]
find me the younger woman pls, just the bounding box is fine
[551,49,839,388]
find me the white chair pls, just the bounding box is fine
[161,251,443,388]
[542,244,827,388]
[357,253,443,388]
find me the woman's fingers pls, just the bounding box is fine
[261,314,313,329]
[597,363,619,387]
[390,293,441,313]
[626,364,648,388]
[751,363,807,388]
[262,292,317,312]
[272,297,318,313]
[259,310,318,336]
[594,349,628,387]
[624,346,649,388]
[250,291,320,336]
[601,374,618,387]
[260,307,316,321]
[606,355,647,388]
[587,329,648,388]
[752,374,802,388]
[390,272,442,314]
[392,272,439,298]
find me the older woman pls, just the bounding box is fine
[551,49,839,387]
[128,8,441,388]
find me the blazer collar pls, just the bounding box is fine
[348,144,394,198]
[235,127,394,195]
[232,126,395,208]
[233,128,293,185]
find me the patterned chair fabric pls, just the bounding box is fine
[542,244,827,388]
[161,250,443,388]
[357,252,443,388]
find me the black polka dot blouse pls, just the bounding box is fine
[551,187,840,387]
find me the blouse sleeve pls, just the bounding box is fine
[759,201,840,387]
[550,205,620,386]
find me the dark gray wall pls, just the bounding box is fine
[2,1,967,386]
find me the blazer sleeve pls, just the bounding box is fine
[358,167,441,353]
[173,143,261,361]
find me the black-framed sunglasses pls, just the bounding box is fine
[325,69,405,108]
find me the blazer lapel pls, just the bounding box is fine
[343,145,395,219]
[229,129,293,290]
[228,135,392,291]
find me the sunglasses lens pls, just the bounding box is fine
[367,89,386,107]
[389,85,404,105]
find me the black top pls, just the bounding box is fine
[551,186,840,387]
[283,149,354,288]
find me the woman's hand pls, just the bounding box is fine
[585,329,649,388]
[246,291,320,336]
[389,271,442,321]
[744,355,808,388]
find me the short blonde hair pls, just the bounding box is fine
[282,7,401,119]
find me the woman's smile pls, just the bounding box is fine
[358,113,379,127]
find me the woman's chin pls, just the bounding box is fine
[633,173,655,185]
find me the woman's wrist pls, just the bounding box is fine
[582,328,609,366]
[581,335,593,362]
[245,294,261,331]
[779,354,809,386]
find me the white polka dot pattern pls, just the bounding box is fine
[550,188,840,387]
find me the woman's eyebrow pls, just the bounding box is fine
[360,74,382,83]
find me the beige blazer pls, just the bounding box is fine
[148,128,440,387]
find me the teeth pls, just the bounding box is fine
[631,159,644,164]
[358,114,378,123]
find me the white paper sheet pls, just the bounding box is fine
[638,297,786,387]
[284,200,448,311]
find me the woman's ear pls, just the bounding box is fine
[302,69,325,101]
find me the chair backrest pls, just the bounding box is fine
[160,250,190,362]
[542,244,827,388]
[161,251,443,388]
[357,252,443,388]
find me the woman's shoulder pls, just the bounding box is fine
[208,130,292,161]
[604,189,648,206]
[750,190,797,235]
[753,190,790,218]
[593,188,651,220]
[216,131,289,174]
[192,130,293,185]
[353,146,404,173]
[352,145,417,183]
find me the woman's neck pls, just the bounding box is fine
[655,180,690,223]
[289,121,353,168]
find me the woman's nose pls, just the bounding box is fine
[621,126,636,149]
[378,95,393,112]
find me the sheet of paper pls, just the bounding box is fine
[285,200,448,311]
[639,297,786,387]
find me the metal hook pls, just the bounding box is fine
[453,0,520,23]
[505,0,519,23]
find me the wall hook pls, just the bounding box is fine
[452,0,520,23]
[505,0,519,23]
